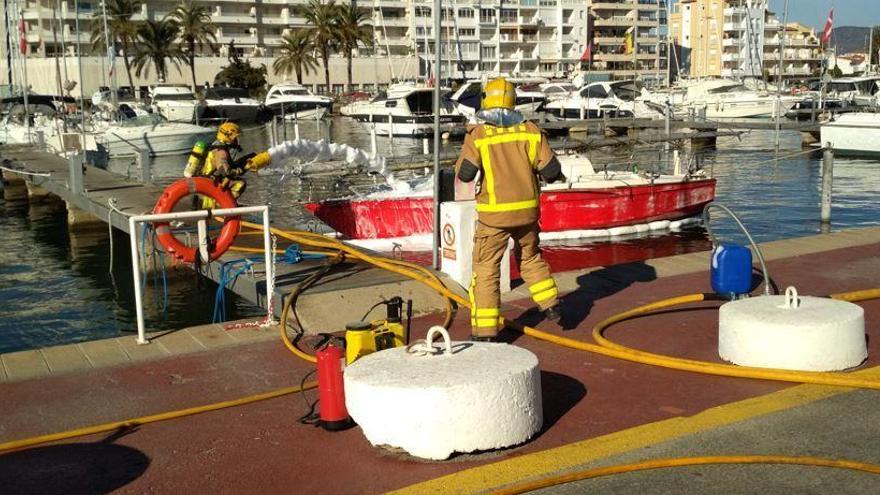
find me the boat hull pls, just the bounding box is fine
[820,117,880,155]
[306,178,717,240]
[95,128,215,157]
[349,114,462,136]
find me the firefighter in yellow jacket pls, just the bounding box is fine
[184,122,272,207]
[455,77,565,342]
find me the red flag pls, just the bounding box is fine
[18,17,27,55]
[821,7,834,44]
[580,43,593,62]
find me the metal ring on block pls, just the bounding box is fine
[782,286,800,309]
[425,326,453,356]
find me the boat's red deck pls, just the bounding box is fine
[1,242,878,493]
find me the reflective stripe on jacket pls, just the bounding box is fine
[455,120,555,228]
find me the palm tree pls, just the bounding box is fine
[170,1,217,91]
[131,19,185,82]
[273,30,318,85]
[88,0,140,91]
[336,3,373,92]
[302,0,340,92]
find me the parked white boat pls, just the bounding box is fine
[820,112,880,155]
[202,87,263,123]
[92,105,215,157]
[264,82,333,120]
[150,85,205,123]
[640,79,797,119]
[544,80,661,119]
[341,83,462,136]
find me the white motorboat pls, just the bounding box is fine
[449,79,548,122]
[640,79,797,119]
[341,82,463,136]
[544,80,661,119]
[824,76,880,106]
[820,112,880,155]
[264,82,333,120]
[202,87,264,124]
[150,85,205,123]
[91,103,215,157]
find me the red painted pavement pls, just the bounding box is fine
[0,243,878,494]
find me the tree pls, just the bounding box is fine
[170,1,217,91]
[131,19,185,82]
[336,3,373,92]
[829,64,844,78]
[302,0,340,92]
[89,0,140,91]
[272,30,318,85]
[215,43,268,97]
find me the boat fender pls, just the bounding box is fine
[152,177,241,263]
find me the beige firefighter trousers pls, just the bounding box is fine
[469,221,559,337]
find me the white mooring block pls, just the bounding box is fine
[344,327,542,460]
[718,287,867,371]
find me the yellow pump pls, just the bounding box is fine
[344,298,410,364]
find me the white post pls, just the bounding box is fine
[673,149,681,175]
[423,136,429,155]
[370,121,378,157]
[197,219,209,262]
[261,207,275,323]
[820,143,834,225]
[294,112,300,140]
[129,216,149,345]
[388,114,395,146]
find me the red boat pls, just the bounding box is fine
[305,157,716,242]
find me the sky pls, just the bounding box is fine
[767,0,880,29]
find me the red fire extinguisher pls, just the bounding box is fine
[316,344,352,431]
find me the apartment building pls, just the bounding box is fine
[587,0,668,79]
[669,0,821,82]
[3,0,613,96]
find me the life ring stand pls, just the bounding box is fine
[152,177,241,263]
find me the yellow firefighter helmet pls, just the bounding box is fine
[217,122,242,145]
[481,78,516,111]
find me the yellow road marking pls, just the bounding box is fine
[388,366,880,495]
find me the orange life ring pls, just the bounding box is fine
[152,177,241,263]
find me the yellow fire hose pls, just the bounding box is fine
[489,455,880,495]
[0,381,316,453]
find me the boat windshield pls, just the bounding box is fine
[207,88,249,99]
[611,82,643,101]
[115,112,167,127]
[281,88,311,96]
[154,93,195,101]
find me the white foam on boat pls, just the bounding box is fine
[341,217,702,251]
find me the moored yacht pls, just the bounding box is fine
[202,87,264,124]
[150,85,205,123]
[544,80,661,119]
[91,103,215,157]
[264,82,333,120]
[340,82,463,136]
[640,79,798,119]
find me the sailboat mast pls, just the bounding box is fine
[101,0,117,104]
[431,0,441,269]
[74,0,87,150]
[3,0,11,85]
[776,0,788,90]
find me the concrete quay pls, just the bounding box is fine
[0,227,878,493]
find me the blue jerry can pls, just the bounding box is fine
[710,244,753,295]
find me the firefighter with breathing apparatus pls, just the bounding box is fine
[184,122,272,207]
[455,77,566,342]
